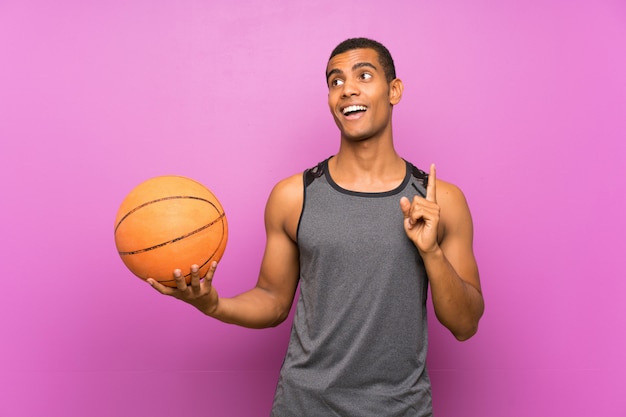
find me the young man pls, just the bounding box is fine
[148,38,484,416]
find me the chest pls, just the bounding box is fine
[298,187,411,259]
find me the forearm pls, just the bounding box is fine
[208,286,291,329]
[422,248,484,341]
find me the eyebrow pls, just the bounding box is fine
[326,61,378,83]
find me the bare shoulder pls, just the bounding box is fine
[265,172,304,241]
[435,179,473,238]
[436,179,469,209]
[267,172,304,207]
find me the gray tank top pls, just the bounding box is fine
[271,158,433,416]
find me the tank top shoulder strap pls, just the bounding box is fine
[405,160,429,198]
[304,157,331,188]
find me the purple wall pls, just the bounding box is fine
[1,1,625,416]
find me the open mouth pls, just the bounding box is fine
[342,105,367,117]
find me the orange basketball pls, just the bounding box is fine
[114,175,228,287]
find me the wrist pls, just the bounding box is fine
[419,244,443,262]
[197,293,220,318]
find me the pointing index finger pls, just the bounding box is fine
[427,163,437,202]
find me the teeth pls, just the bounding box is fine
[342,105,367,115]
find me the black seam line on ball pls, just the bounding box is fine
[118,212,226,255]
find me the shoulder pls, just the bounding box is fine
[436,179,468,207]
[268,158,327,205]
[436,179,473,239]
[268,172,305,205]
[265,172,305,240]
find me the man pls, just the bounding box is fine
[148,37,484,416]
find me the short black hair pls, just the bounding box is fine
[328,37,397,83]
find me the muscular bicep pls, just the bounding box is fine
[439,184,481,293]
[255,175,303,318]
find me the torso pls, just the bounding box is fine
[271,157,433,416]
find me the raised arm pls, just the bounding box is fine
[148,174,303,329]
[400,164,484,340]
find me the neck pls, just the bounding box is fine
[329,139,406,192]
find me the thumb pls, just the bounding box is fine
[399,196,411,217]
[146,278,172,295]
[399,196,415,229]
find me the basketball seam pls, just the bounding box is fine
[117,212,226,256]
[114,195,222,233]
[150,226,227,283]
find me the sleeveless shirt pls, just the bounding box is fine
[271,158,433,417]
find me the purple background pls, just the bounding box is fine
[1,1,625,416]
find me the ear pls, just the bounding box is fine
[389,78,404,105]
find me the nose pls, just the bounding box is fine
[341,77,359,97]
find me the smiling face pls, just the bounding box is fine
[326,48,403,143]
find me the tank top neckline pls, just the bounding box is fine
[321,157,412,198]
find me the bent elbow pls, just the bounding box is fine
[453,326,478,341]
[452,319,481,341]
[454,301,485,341]
[269,315,287,328]
[268,306,291,328]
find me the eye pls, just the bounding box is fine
[360,72,373,81]
[330,78,344,87]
